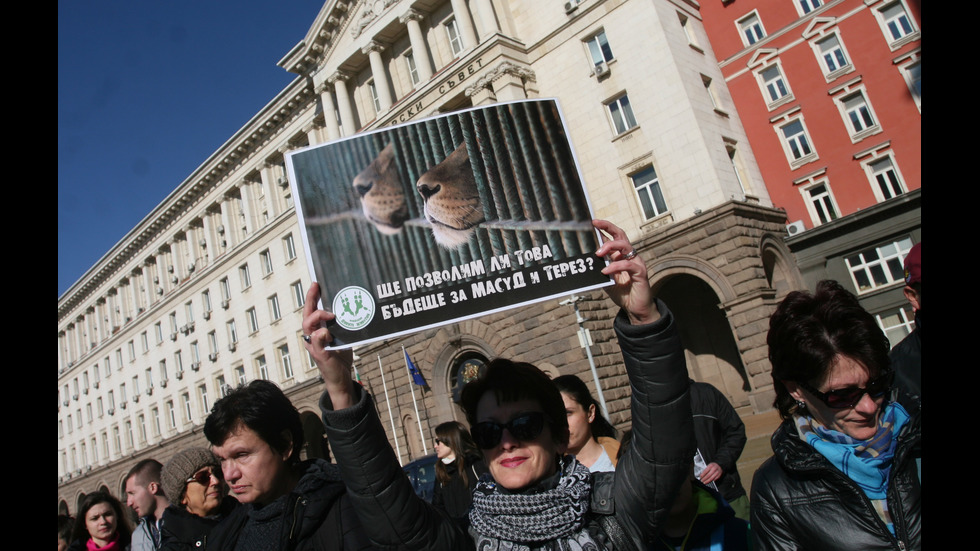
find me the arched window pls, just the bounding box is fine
[450,351,489,403]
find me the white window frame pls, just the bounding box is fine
[811,32,853,80]
[256,355,269,380]
[239,263,251,290]
[259,249,273,276]
[368,79,382,114]
[606,93,638,135]
[795,0,823,16]
[874,0,919,49]
[166,401,177,429]
[199,384,210,415]
[756,62,793,109]
[181,392,192,423]
[269,294,282,322]
[291,280,305,310]
[630,165,669,221]
[405,50,420,86]
[235,365,247,385]
[445,17,463,57]
[247,307,259,334]
[800,180,840,226]
[875,304,915,349]
[896,50,921,112]
[702,75,727,115]
[678,12,703,52]
[774,114,817,168]
[862,153,907,202]
[283,234,297,261]
[279,345,294,380]
[227,320,238,345]
[834,87,880,142]
[737,11,766,47]
[219,278,230,301]
[844,237,913,294]
[585,30,614,67]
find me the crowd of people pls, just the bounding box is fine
[59,223,921,550]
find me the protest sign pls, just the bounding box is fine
[286,98,612,349]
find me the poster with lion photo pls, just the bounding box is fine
[285,98,612,350]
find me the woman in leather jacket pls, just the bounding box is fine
[751,280,921,550]
[305,219,695,550]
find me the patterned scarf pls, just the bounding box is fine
[795,401,909,500]
[469,456,600,551]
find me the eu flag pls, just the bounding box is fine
[405,350,428,388]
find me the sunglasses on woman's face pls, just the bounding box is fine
[186,467,221,486]
[471,412,546,449]
[799,370,894,409]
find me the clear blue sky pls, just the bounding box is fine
[58,1,325,297]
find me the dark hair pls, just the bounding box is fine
[460,358,569,448]
[70,492,132,546]
[553,374,618,441]
[767,280,891,419]
[124,458,163,487]
[58,514,74,544]
[434,421,480,487]
[204,379,304,464]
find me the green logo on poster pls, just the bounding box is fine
[332,286,375,331]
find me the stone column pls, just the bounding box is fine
[401,9,434,81]
[316,82,341,141]
[238,182,257,237]
[260,162,281,218]
[201,211,219,263]
[304,121,321,147]
[472,0,499,39]
[329,71,356,136]
[450,0,478,50]
[362,41,393,112]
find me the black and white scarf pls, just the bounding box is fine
[468,456,600,551]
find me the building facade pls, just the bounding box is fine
[697,0,921,345]
[59,0,809,514]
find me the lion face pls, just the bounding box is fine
[417,143,485,249]
[352,143,408,235]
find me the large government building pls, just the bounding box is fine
[59,0,918,514]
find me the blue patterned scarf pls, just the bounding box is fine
[795,401,909,500]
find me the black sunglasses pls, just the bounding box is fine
[471,412,546,449]
[434,438,444,445]
[799,370,894,409]
[186,467,221,486]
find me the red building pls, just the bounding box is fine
[698,0,921,345]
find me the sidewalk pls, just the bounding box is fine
[735,409,782,494]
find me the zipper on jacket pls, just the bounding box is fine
[288,496,308,543]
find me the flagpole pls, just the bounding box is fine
[377,354,403,465]
[403,346,428,455]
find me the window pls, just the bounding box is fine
[845,237,913,293]
[758,64,792,107]
[166,401,176,429]
[151,407,161,437]
[185,301,194,323]
[128,340,136,361]
[191,341,200,364]
[813,34,850,77]
[154,322,163,344]
[283,234,297,261]
[86,403,93,424]
[159,360,168,383]
[279,345,294,379]
[247,307,259,333]
[876,1,918,46]
[702,75,726,114]
[801,182,839,225]
[137,414,147,445]
[865,155,907,202]
[796,0,822,16]
[207,331,218,356]
[112,426,121,455]
[239,264,251,289]
[169,312,178,334]
[446,18,463,57]
[406,51,420,86]
[607,94,637,135]
[125,420,134,450]
[202,289,213,312]
[368,80,382,114]
[777,118,816,166]
[181,393,192,422]
[875,305,915,348]
[217,375,229,397]
[119,383,127,405]
[838,91,879,139]
[235,365,247,385]
[737,12,766,46]
[199,384,210,415]
[97,397,104,418]
[108,390,116,411]
[631,166,669,220]
[256,355,269,380]
[219,278,231,301]
[291,280,305,310]
[678,12,702,51]
[227,320,238,344]
[102,431,111,458]
[140,332,148,353]
[899,58,921,111]
[586,31,614,67]
[269,294,282,322]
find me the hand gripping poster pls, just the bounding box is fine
[286,98,612,349]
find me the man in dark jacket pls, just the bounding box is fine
[689,381,749,521]
[203,380,373,551]
[890,242,920,409]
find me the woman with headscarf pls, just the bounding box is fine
[158,448,239,550]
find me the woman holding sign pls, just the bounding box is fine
[304,219,695,550]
